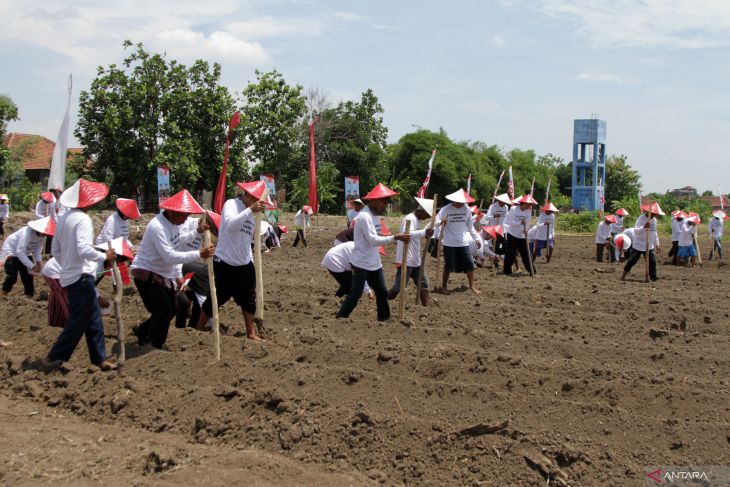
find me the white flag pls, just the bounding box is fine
[48,74,73,191]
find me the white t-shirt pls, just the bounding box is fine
[595,221,612,244]
[350,206,394,271]
[96,212,133,248]
[504,206,533,239]
[436,203,478,247]
[610,215,624,234]
[0,202,9,220]
[709,218,724,238]
[671,218,683,242]
[678,221,696,247]
[320,241,371,294]
[533,212,555,241]
[3,226,45,270]
[394,213,428,267]
[52,209,107,287]
[631,214,660,252]
[130,213,201,279]
[294,210,311,228]
[485,202,508,227]
[42,257,62,279]
[215,198,255,266]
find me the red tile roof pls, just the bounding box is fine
[3,133,84,171]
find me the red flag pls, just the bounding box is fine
[308,119,318,214]
[378,218,391,256]
[416,149,436,198]
[214,111,241,214]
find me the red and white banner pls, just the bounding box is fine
[416,149,437,198]
[214,111,241,214]
[491,170,505,203]
[344,176,360,209]
[507,166,514,199]
[544,177,551,204]
[308,118,318,214]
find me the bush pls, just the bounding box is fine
[556,211,598,233]
[5,177,42,212]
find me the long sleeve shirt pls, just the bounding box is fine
[294,210,311,229]
[485,202,509,227]
[678,221,696,247]
[436,203,478,247]
[504,206,533,239]
[52,209,107,287]
[130,213,201,279]
[671,218,683,242]
[394,213,428,267]
[180,217,203,251]
[0,203,9,220]
[609,215,623,234]
[2,227,44,270]
[320,242,371,294]
[95,212,133,248]
[41,257,62,279]
[709,218,724,238]
[595,221,612,244]
[533,213,555,241]
[214,198,255,266]
[631,214,660,252]
[350,206,394,271]
[35,200,51,219]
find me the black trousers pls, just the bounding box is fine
[0,219,5,237]
[293,229,307,247]
[596,243,606,262]
[2,256,34,296]
[336,266,389,321]
[669,241,679,265]
[202,260,256,317]
[504,234,534,275]
[609,234,617,262]
[494,235,506,255]
[329,270,352,297]
[624,248,657,281]
[134,278,176,348]
[175,290,201,329]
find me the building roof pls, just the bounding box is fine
[700,195,727,208]
[3,133,84,171]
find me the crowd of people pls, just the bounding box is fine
[0,179,726,365]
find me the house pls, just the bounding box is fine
[700,195,728,212]
[669,186,698,200]
[2,133,85,185]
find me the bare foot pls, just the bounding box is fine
[470,287,482,295]
[0,339,11,348]
[247,334,265,342]
[437,287,450,295]
[95,359,118,371]
[368,291,375,300]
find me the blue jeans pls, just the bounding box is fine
[712,237,723,259]
[337,266,389,321]
[48,274,106,364]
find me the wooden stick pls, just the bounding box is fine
[694,229,703,267]
[644,212,650,283]
[523,222,535,278]
[416,195,438,304]
[398,220,411,321]
[709,229,715,259]
[107,242,125,371]
[435,221,445,291]
[204,227,220,361]
[254,211,264,320]
[545,222,552,261]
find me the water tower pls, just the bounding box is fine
[571,117,606,211]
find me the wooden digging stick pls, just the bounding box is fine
[107,242,125,371]
[523,222,535,278]
[254,190,269,322]
[694,229,703,267]
[204,226,220,360]
[644,213,651,283]
[398,220,412,321]
[709,229,715,260]
[415,195,438,304]
[435,220,446,291]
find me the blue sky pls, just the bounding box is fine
[2,0,729,194]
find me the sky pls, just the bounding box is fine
[1,0,729,194]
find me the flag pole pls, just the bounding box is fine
[203,218,221,360]
[107,242,125,372]
[416,195,437,304]
[398,220,412,321]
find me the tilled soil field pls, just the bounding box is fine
[1,211,728,486]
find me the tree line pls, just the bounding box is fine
[2,40,652,214]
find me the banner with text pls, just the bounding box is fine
[157,166,170,206]
[344,176,360,209]
[260,173,279,223]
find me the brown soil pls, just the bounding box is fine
[1,211,728,486]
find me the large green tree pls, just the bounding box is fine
[239,70,307,193]
[0,94,19,181]
[604,154,641,212]
[75,41,238,202]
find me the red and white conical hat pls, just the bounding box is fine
[614,234,631,251]
[363,183,398,200]
[40,191,55,203]
[495,193,512,205]
[159,189,204,214]
[94,236,135,260]
[414,197,434,217]
[236,181,274,205]
[115,198,141,219]
[640,201,665,216]
[482,225,504,239]
[461,189,476,204]
[27,216,56,236]
[686,214,701,224]
[60,178,109,209]
[302,205,314,215]
[445,189,467,204]
[519,194,538,205]
[615,208,629,216]
[712,210,727,220]
[542,202,559,213]
[206,210,221,230]
[605,214,618,223]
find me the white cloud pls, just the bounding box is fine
[489,34,507,47]
[575,72,636,84]
[538,0,730,48]
[151,29,270,64]
[226,17,326,39]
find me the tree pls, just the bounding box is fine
[0,94,19,181]
[701,190,714,197]
[75,41,238,203]
[604,155,641,212]
[239,70,307,194]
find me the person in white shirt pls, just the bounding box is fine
[95,198,141,249]
[0,194,9,239]
[346,198,364,227]
[1,216,54,297]
[708,211,725,260]
[336,183,410,321]
[503,194,537,276]
[621,203,663,282]
[293,205,313,247]
[46,179,117,371]
[532,203,558,263]
[130,190,213,348]
[199,181,266,341]
[677,215,699,266]
[34,192,54,219]
[387,197,434,306]
[321,241,373,298]
[436,190,481,294]
[595,214,615,262]
[668,210,685,266]
[485,193,511,256]
[611,208,629,262]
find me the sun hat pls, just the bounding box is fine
[115,198,141,219]
[159,189,204,214]
[27,216,55,236]
[60,178,109,209]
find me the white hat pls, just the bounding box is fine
[495,193,511,205]
[352,198,364,206]
[414,197,434,217]
[713,210,726,219]
[614,234,632,251]
[445,190,467,204]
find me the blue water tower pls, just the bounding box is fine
[571,118,606,211]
